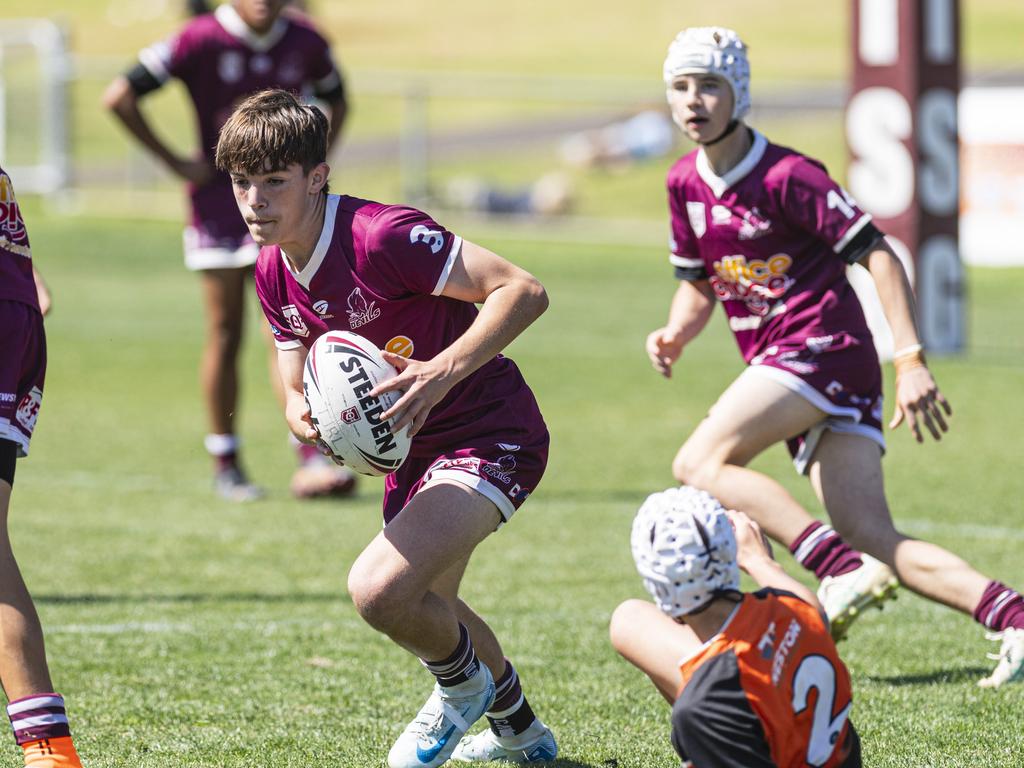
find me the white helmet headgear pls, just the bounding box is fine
[631,486,740,617]
[663,26,751,121]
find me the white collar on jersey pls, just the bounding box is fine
[696,129,768,199]
[281,194,339,289]
[215,4,289,52]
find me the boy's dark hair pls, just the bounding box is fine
[215,89,329,181]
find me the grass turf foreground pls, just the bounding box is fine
[7,207,1024,767]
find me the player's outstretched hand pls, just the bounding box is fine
[285,392,320,446]
[890,366,952,443]
[726,509,774,572]
[373,351,451,438]
[646,327,685,378]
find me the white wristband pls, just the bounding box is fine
[893,343,923,359]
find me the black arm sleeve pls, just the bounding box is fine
[838,221,885,265]
[124,62,163,97]
[671,651,776,768]
[674,264,708,281]
[313,77,347,104]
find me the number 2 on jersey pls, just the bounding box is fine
[791,654,852,767]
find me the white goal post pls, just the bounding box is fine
[0,19,72,194]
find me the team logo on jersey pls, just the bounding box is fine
[686,202,706,238]
[711,205,732,226]
[281,304,309,337]
[385,336,414,359]
[483,454,517,485]
[346,287,381,329]
[218,52,244,83]
[738,206,772,240]
[0,173,31,259]
[15,386,42,433]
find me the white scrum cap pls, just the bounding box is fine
[631,486,740,617]
[663,26,751,121]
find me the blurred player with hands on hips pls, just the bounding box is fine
[216,89,558,767]
[0,166,86,767]
[104,0,352,502]
[611,487,862,768]
[646,26,1024,685]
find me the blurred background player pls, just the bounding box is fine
[0,167,85,767]
[645,26,1024,686]
[611,487,861,768]
[215,89,557,766]
[103,0,352,501]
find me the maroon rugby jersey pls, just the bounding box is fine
[136,4,342,243]
[0,166,38,310]
[254,194,547,460]
[667,130,882,364]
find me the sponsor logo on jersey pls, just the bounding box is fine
[430,456,483,475]
[771,619,802,685]
[312,299,334,319]
[282,304,309,337]
[218,51,244,83]
[711,205,732,226]
[496,442,521,451]
[738,206,772,240]
[346,287,381,329]
[710,253,794,316]
[0,392,17,404]
[385,335,414,359]
[0,172,31,259]
[686,202,707,238]
[507,483,530,503]
[15,386,42,432]
[757,621,777,660]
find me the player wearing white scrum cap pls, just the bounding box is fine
[663,26,751,142]
[611,487,862,767]
[646,24,1024,688]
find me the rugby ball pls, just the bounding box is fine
[303,331,411,476]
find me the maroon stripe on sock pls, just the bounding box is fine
[973,581,1024,631]
[790,522,863,579]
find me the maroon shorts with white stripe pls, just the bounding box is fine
[382,430,549,526]
[0,301,46,458]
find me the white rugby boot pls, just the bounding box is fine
[978,627,1024,688]
[817,554,899,642]
[388,663,495,768]
[451,720,558,763]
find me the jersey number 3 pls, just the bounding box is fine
[791,655,852,767]
[410,225,444,254]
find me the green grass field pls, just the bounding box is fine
[7,203,1024,767]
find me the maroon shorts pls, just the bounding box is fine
[382,429,549,526]
[746,331,884,474]
[0,301,46,457]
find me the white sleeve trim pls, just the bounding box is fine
[431,235,462,296]
[273,338,304,351]
[832,213,873,254]
[669,254,704,268]
[138,41,172,84]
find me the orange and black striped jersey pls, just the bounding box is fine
[672,589,860,768]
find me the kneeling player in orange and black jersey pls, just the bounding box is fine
[611,487,860,768]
